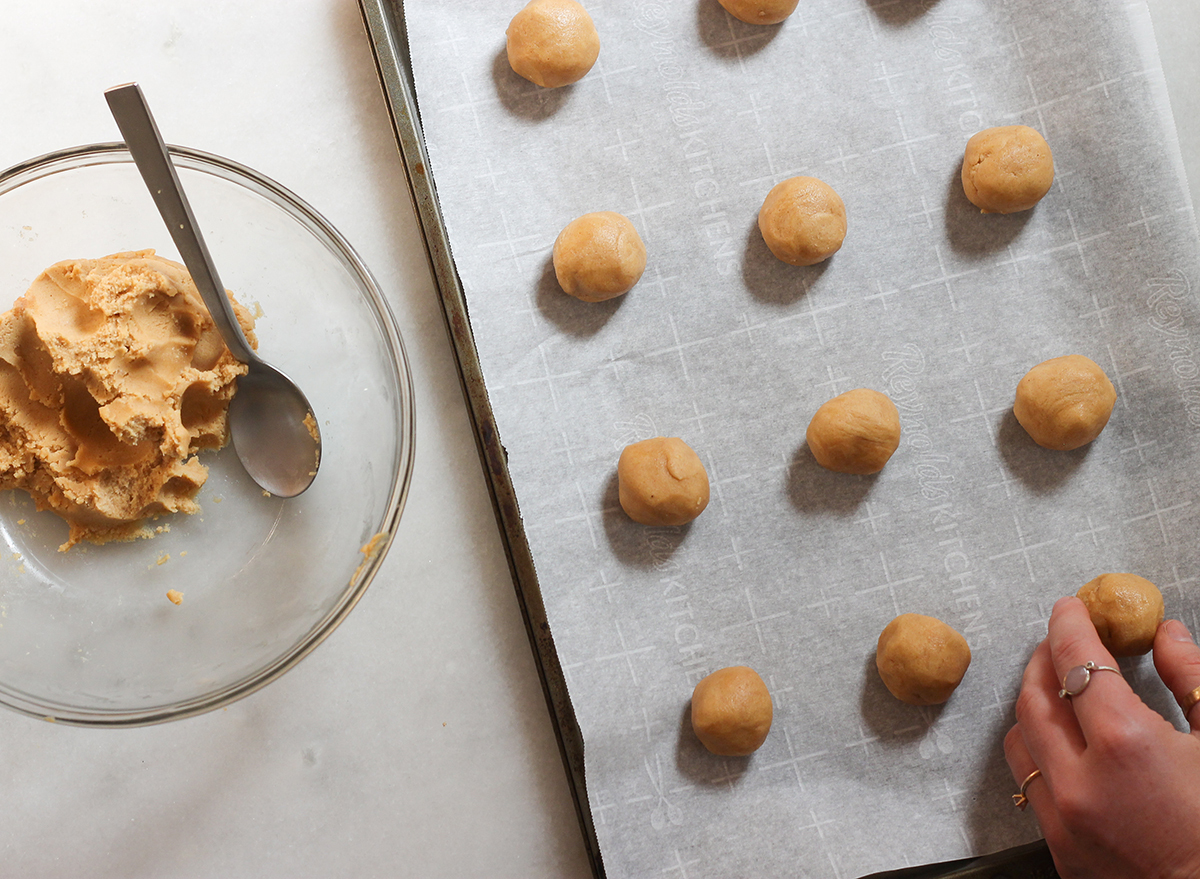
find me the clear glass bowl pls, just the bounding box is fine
[0,144,415,725]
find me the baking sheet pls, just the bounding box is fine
[403,0,1200,875]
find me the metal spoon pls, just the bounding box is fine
[105,82,320,497]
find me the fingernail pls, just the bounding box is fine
[1165,619,1195,644]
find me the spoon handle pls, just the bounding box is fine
[105,82,257,364]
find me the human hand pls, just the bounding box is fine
[1004,596,1200,879]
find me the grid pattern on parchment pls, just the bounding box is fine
[407,0,1200,875]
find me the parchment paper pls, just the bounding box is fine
[405,1,1200,875]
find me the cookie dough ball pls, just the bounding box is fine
[617,437,709,526]
[718,0,800,25]
[506,0,600,89]
[1077,573,1164,657]
[961,125,1054,214]
[691,666,773,756]
[876,614,971,705]
[806,388,900,475]
[553,211,646,302]
[1013,355,1116,451]
[758,176,846,266]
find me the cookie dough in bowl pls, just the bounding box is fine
[1077,573,1164,657]
[961,125,1054,214]
[718,0,800,25]
[617,436,709,526]
[691,666,773,756]
[506,0,600,88]
[1013,355,1116,450]
[876,614,971,705]
[0,250,255,551]
[806,388,901,475]
[553,211,646,302]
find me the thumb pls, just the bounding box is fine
[1153,619,1200,733]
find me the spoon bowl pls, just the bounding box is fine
[230,361,322,497]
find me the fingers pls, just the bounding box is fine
[1013,636,1085,776]
[1004,723,1071,846]
[1003,725,1043,795]
[1002,725,1043,812]
[1045,596,1143,739]
[1004,725,1034,779]
[1153,618,1200,732]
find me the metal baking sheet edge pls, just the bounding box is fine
[356,2,1057,876]
[356,3,604,876]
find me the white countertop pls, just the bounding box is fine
[0,2,1195,877]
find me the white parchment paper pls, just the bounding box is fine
[406,1,1200,875]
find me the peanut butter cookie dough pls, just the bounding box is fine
[758,176,846,266]
[806,388,901,475]
[961,125,1054,214]
[506,0,600,88]
[553,211,646,302]
[876,614,971,705]
[0,250,256,550]
[1077,573,1164,657]
[691,666,773,756]
[617,436,709,526]
[1013,355,1116,451]
[718,0,800,25]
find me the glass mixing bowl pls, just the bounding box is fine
[0,144,415,725]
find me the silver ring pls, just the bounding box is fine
[1058,661,1121,698]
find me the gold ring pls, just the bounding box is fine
[1011,768,1042,811]
[1182,685,1200,718]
